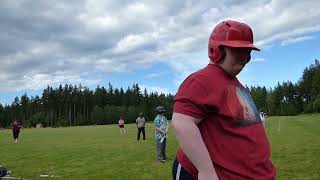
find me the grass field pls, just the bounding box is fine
[1,114,319,180]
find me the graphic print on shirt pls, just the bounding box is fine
[226,86,261,126]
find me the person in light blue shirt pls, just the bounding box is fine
[154,106,169,163]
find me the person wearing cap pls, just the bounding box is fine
[154,106,169,163]
[136,112,146,141]
[171,20,276,180]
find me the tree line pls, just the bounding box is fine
[0,59,319,128]
[0,83,173,128]
[251,59,320,115]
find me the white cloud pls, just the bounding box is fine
[281,36,315,46]
[167,52,208,87]
[0,71,100,92]
[0,0,320,93]
[147,72,167,78]
[85,15,119,31]
[127,2,150,15]
[112,33,158,54]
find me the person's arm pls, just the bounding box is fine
[165,119,169,135]
[155,126,165,134]
[155,120,165,134]
[172,113,219,180]
[154,118,159,130]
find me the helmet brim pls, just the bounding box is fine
[215,41,260,51]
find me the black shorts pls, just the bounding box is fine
[119,125,124,128]
[172,157,195,180]
[12,130,20,139]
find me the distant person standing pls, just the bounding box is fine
[118,116,126,134]
[260,109,266,128]
[11,119,22,143]
[154,106,169,163]
[136,112,146,141]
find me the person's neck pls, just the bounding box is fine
[210,60,235,78]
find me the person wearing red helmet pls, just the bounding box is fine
[171,20,276,180]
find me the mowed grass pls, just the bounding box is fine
[0,114,319,180]
[266,114,320,180]
[1,122,179,180]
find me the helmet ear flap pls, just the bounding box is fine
[210,46,223,63]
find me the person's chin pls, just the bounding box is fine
[237,65,245,70]
[233,68,243,76]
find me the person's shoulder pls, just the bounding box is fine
[176,66,222,97]
[187,67,213,81]
[154,117,159,124]
[192,65,226,84]
[178,72,208,92]
[198,64,224,76]
[154,115,160,121]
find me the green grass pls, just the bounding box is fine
[266,114,320,180]
[1,114,320,180]
[1,123,179,180]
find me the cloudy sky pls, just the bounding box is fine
[0,0,320,105]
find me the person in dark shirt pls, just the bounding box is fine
[11,119,22,143]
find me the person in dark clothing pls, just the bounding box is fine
[136,112,146,141]
[11,119,22,143]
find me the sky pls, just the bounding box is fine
[0,0,320,105]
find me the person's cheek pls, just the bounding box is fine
[243,53,251,64]
[247,54,251,63]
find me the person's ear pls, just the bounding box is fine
[220,46,226,60]
[217,46,226,63]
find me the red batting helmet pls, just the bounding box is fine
[208,20,260,63]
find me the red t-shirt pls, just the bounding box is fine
[174,64,276,180]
